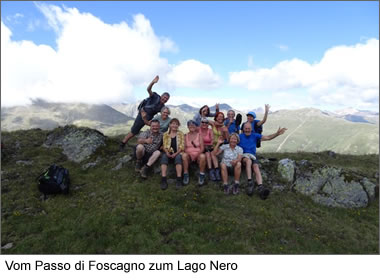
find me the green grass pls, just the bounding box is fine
[1,128,379,254]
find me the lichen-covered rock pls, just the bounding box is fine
[112,155,132,171]
[321,179,368,208]
[294,166,369,208]
[361,178,376,201]
[277,158,295,183]
[44,125,106,163]
[294,167,342,196]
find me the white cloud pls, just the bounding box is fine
[1,3,219,107]
[229,39,379,110]
[167,59,222,89]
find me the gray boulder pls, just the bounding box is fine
[321,178,368,208]
[277,158,295,183]
[44,125,106,163]
[361,178,377,201]
[294,167,341,196]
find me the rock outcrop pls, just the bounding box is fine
[44,125,106,163]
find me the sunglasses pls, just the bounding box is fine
[201,122,208,124]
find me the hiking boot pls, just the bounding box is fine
[232,183,240,195]
[176,178,183,190]
[183,173,190,185]
[119,142,126,151]
[258,185,270,200]
[140,165,149,179]
[198,173,206,186]
[246,181,254,196]
[215,168,221,181]
[223,184,231,195]
[161,179,168,190]
[135,160,142,172]
[209,169,216,181]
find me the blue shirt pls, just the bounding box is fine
[238,133,262,156]
[224,119,240,134]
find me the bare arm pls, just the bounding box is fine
[261,127,287,141]
[257,104,270,126]
[137,136,153,145]
[212,137,224,156]
[147,75,159,97]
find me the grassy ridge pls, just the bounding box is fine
[1,129,378,254]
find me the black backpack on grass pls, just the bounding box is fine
[37,164,70,199]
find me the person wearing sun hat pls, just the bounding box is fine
[241,104,270,134]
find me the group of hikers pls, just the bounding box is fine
[119,75,287,199]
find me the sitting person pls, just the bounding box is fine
[160,118,185,190]
[199,117,215,180]
[213,134,243,195]
[241,104,270,147]
[182,120,207,186]
[147,106,171,133]
[209,112,229,181]
[120,75,170,149]
[224,109,242,135]
[239,122,287,199]
[192,104,219,127]
[135,119,163,179]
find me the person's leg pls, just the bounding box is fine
[205,151,212,169]
[182,153,189,174]
[182,153,190,185]
[232,162,242,195]
[122,132,135,145]
[234,162,242,182]
[147,150,161,167]
[135,144,145,160]
[211,152,219,169]
[212,153,221,181]
[122,114,144,145]
[243,158,252,180]
[140,150,160,179]
[221,163,230,194]
[174,154,183,178]
[221,163,228,185]
[196,154,206,186]
[252,163,262,185]
[198,153,206,173]
[243,158,254,196]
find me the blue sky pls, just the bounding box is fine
[1,1,379,112]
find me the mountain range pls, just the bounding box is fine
[1,100,378,155]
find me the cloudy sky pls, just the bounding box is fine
[1,1,379,112]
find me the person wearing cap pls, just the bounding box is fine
[241,104,270,134]
[213,134,243,195]
[238,122,287,199]
[182,120,207,186]
[192,104,220,127]
[120,75,170,149]
[224,110,242,135]
[199,117,215,180]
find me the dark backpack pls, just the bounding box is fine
[137,98,148,111]
[254,122,263,148]
[37,164,70,199]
